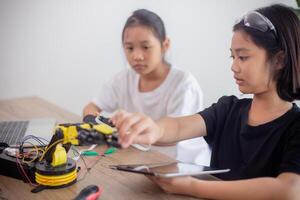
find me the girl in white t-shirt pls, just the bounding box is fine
[83,9,210,165]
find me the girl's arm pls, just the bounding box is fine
[155,173,300,200]
[156,114,206,145]
[112,111,207,148]
[152,172,300,200]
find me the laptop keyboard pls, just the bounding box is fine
[0,121,29,145]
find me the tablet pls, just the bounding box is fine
[110,162,230,178]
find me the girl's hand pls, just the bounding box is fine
[147,175,195,196]
[111,110,163,148]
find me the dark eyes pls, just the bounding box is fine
[230,55,249,61]
[125,46,151,51]
[239,56,249,61]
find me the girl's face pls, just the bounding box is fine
[230,30,276,95]
[122,26,169,76]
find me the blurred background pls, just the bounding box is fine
[0,0,298,115]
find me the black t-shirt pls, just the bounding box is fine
[199,96,300,180]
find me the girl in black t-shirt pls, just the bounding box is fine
[111,4,300,199]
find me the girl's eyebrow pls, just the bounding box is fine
[123,41,151,46]
[230,48,251,53]
[140,41,150,44]
[123,42,133,45]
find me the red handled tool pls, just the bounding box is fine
[74,185,102,200]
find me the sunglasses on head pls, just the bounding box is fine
[236,11,278,38]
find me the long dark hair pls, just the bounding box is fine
[233,4,300,102]
[122,9,166,45]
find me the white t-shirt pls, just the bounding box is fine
[93,66,210,165]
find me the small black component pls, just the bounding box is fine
[0,142,9,154]
[31,185,47,193]
[97,116,115,127]
[83,115,97,124]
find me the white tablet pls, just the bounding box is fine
[110,162,230,178]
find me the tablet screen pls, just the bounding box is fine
[110,162,230,177]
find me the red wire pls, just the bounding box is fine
[15,153,37,186]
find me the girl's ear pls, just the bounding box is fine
[273,51,285,70]
[162,38,170,54]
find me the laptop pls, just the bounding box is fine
[0,118,56,146]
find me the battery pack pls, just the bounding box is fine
[0,150,36,183]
